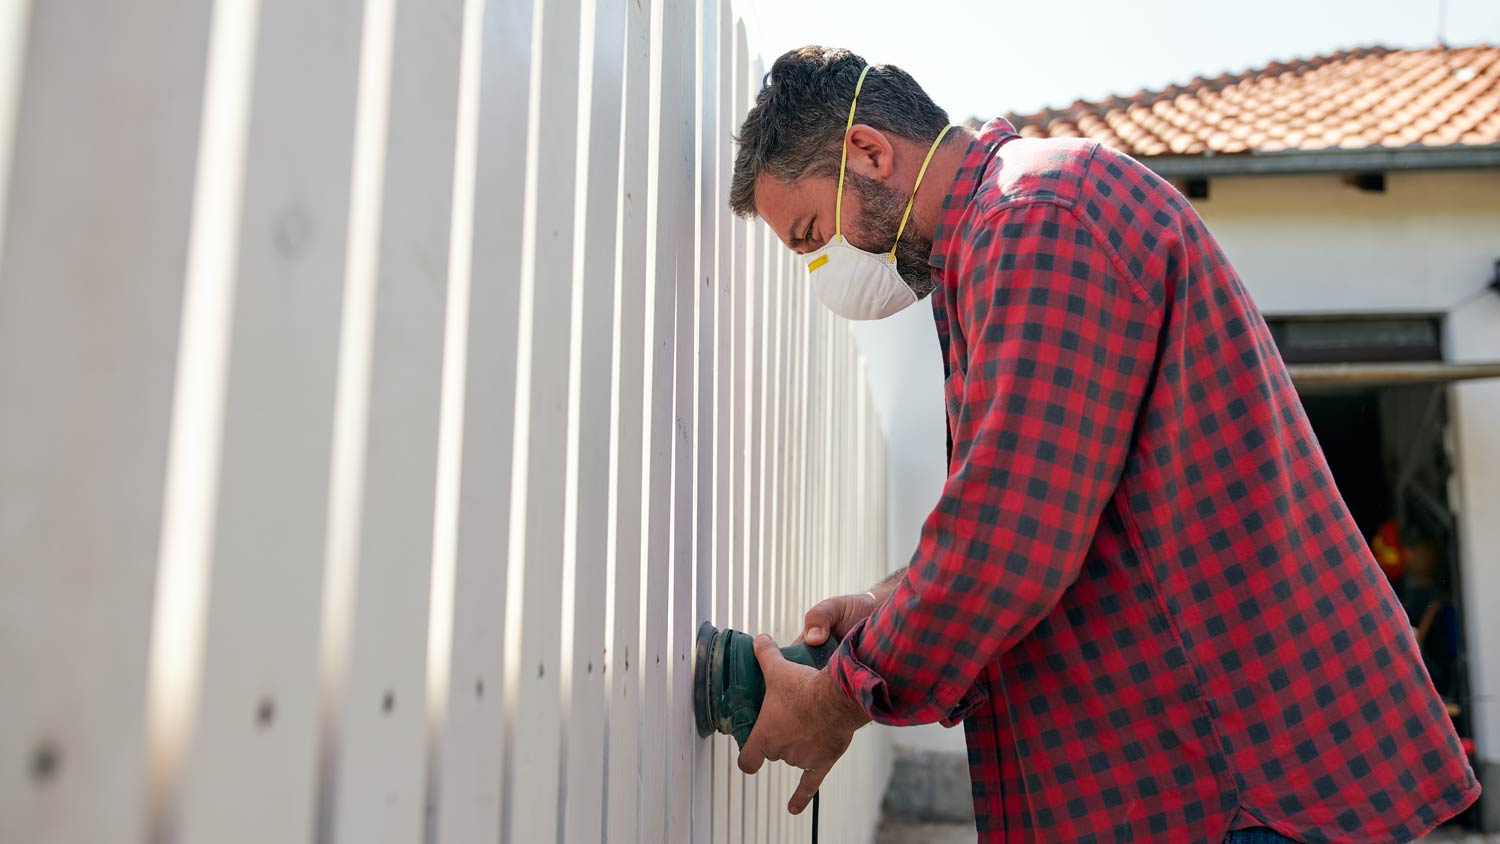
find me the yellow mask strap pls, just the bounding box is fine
[833,65,871,239]
[889,123,954,261]
[833,65,954,258]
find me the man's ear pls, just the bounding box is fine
[844,124,894,180]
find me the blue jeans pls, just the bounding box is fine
[1224,829,1301,844]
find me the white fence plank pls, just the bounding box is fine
[170,0,365,840]
[428,0,536,838]
[710,3,736,837]
[559,0,627,841]
[0,1,214,841]
[604,0,653,837]
[665,0,700,834]
[317,2,465,843]
[498,0,586,837]
[690,1,720,841]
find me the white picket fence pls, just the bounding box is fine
[0,0,894,842]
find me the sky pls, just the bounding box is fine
[736,0,1500,121]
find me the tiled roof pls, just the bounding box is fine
[999,45,1500,157]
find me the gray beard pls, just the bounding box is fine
[841,170,937,300]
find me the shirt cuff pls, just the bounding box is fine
[827,618,990,727]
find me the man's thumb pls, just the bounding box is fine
[752,634,785,670]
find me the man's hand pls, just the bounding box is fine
[797,589,880,646]
[736,635,871,814]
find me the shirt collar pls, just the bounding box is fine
[928,117,1018,271]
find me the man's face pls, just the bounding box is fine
[753,149,937,299]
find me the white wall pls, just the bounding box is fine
[0,1,893,842]
[1194,170,1500,314]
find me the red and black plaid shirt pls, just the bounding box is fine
[827,119,1480,844]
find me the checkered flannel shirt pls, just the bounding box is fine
[827,118,1480,844]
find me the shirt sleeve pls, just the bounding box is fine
[828,200,1162,726]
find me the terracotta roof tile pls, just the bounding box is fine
[1002,45,1500,157]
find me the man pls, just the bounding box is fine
[729,46,1480,844]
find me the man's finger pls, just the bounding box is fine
[799,601,838,645]
[737,738,767,775]
[788,767,829,815]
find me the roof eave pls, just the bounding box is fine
[1142,144,1500,177]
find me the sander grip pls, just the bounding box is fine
[693,622,843,747]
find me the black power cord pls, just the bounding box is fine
[811,791,820,844]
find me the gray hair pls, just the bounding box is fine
[729,46,951,219]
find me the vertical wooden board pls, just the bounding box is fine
[489,0,586,838]
[428,0,537,839]
[604,0,652,836]
[794,252,806,625]
[858,356,870,608]
[765,242,783,644]
[756,218,774,844]
[693,0,718,635]
[769,245,784,644]
[798,294,809,626]
[842,328,852,590]
[661,0,699,834]
[808,297,820,641]
[835,325,845,587]
[789,275,802,636]
[797,272,816,844]
[823,316,834,608]
[0,1,213,841]
[744,209,761,844]
[729,14,749,655]
[772,250,791,844]
[725,16,749,844]
[711,0,733,695]
[636,0,686,835]
[797,297,810,626]
[419,0,483,826]
[709,5,734,839]
[169,0,363,840]
[822,315,835,610]
[747,207,763,645]
[786,252,801,637]
[319,2,465,842]
[559,0,626,841]
[783,251,797,641]
[689,1,719,840]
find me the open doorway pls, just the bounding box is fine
[1300,387,1470,707]
[1275,314,1482,828]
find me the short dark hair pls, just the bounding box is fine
[729,46,950,219]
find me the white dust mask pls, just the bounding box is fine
[804,66,954,321]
